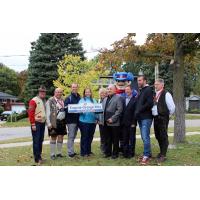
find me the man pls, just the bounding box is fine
[28,85,46,165]
[98,88,107,154]
[121,85,137,158]
[135,75,154,165]
[64,83,81,158]
[101,84,123,159]
[46,88,67,160]
[152,78,175,162]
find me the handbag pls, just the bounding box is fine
[57,108,66,121]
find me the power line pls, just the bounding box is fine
[0,50,100,58]
[0,55,29,57]
[0,64,28,67]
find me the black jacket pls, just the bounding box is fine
[64,93,81,124]
[135,85,154,120]
[121,96,137,126]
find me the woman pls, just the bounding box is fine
[46,88,67,160]
[98,88,107,154]
[79,88,97,157]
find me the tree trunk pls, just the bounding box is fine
[173,36,186,143]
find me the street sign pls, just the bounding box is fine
[68,103,103,113]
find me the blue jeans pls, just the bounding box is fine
[79,121,96,156]
[138,119,153,157]
[31,122,45,163]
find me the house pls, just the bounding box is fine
[185,95,200,111]
[0,92,26,113]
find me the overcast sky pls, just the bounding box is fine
[0,33,147,72]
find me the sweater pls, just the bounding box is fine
[64,92,81,124]
[79,97,97,124]
[135,85,154,120]
[28,96,46,124]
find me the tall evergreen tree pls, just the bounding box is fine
[25,33,85,101]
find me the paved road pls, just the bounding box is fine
[0,119,200,141]
[0,127,49,141]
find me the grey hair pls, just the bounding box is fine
[99,88,107,94]
[155,78,164,85]
[108,84,116,89]
[55,88,63,93]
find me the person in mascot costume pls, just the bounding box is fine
[113,71,137,97]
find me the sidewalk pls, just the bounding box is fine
[0,132,200,148]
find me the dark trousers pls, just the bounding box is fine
[154,116,169,157]
[119,129,124,152]
[31,122,45,163]
[122,125,136,157]
[103,124,120,156]
[79,121,96,156]
[99,124,106,153]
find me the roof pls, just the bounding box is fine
[187,95,200,101]
[0,92,18,100]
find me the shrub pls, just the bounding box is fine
[0,106,4,114]
[188,109,200,114]
[7,111,28,122]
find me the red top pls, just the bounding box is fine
[116,88,125,94]
[28,99,37,125]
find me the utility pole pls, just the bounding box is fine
[155,61,159,81]
[138,68,144,76]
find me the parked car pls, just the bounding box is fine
[0,111,16,121]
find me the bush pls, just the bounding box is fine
[0,106,4,114]
[7,111,28,122]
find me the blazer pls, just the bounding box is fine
[121,96,137,127]
[101,94,123,126]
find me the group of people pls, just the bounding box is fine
[28,75,175,165]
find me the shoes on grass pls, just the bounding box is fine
[111,155,119,159]
[56,154,63,158]
[157,155,167,163]
[140,156,150,165]
[51,155,56,160]
[68,153,77,158]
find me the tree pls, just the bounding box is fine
[99,33,200,143]
[0,63,20,96]
[172,34,200,143]
[17,70,28,100]
[99,33,139,72]
[53,55,109,99]
[25,33,85,102]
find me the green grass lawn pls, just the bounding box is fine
[0,135,200,166]
[0,118,30,128]
[175,114,200,120]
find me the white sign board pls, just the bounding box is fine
[68,103,103,113]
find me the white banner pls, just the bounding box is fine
[68,103,103,113]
